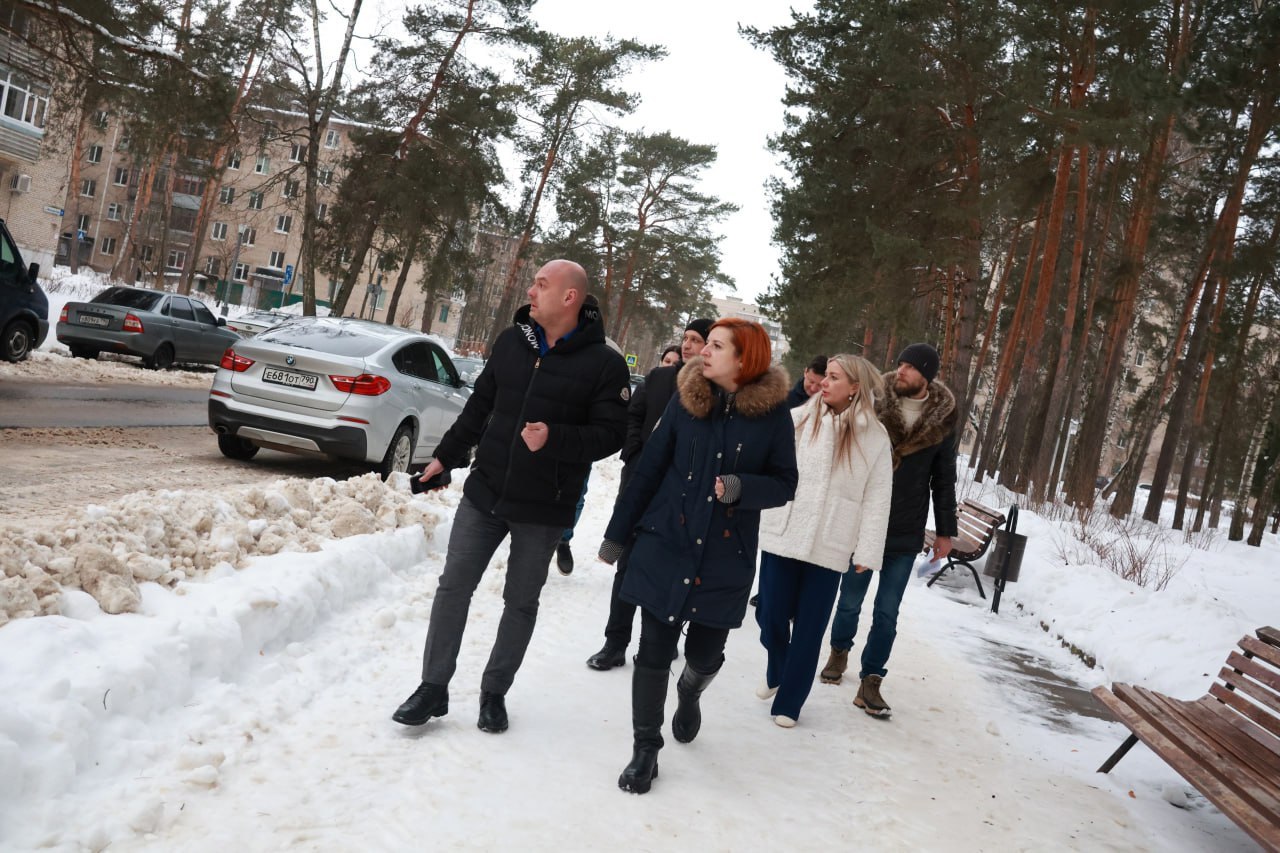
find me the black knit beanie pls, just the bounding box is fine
[897,343,940,383]
[684,317,715,342]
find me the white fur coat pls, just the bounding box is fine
[758,395,893,572]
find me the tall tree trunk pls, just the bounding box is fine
[999,143,1076,489]
[976,204,1046,481]
[384,230,423,327]
[1065,114,1175,507]
[1145,86,1274,521]
[1031,144,1091,501]
[332,0,474,317]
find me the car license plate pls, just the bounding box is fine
[77,314,110,327]
[262,366,318,391]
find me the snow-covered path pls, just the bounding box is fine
[1,452,1269,851]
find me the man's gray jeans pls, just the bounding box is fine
[420,495,563,695]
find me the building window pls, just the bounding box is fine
[233,262,249,281]
[1135,351,1145,366]
[290,143,305,163]
[175,175,204,196]
[438,304,449,323]
[316,202,328,221]
[324,129,339,148]
[87,144,103,164]
[275,214,291,234]
[166,249,186,270]
[91,109,108,128]
[106,203,122,221]
[204,257,220,276]
[318,168,333,186]
[0,72,50,130]
[218,186,235,205]
[80,179,96,197]
[240,227,256,247]
[114,167,129,186]
[247,191,263,210]
[227,151,241,170]
[211,222,227,241]
[254,153,269,174]
[76,213,90,231]
[283,179,299,199]
[117,134,131,151]
[268,250,285,268]
[140,245,154,262]
[99,237,116,255]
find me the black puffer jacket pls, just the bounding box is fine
[433,301,630,526]
[876,373,959,553]
[621,362,680,465]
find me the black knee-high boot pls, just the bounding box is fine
[618,664,669,794]
[671,659,721,744]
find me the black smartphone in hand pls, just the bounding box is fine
[410,469,451,494]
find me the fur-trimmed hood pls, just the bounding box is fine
[676,358,791,419]
[876,371,958,468]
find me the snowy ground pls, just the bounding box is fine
[1,269,1276,850]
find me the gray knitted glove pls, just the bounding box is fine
[598,539,625,565]
[718,474,742,504]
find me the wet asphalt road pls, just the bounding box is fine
[0,381,209,428]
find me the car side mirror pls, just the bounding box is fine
[26,262,39,282]
[453,375,467,389]
[216,316,226,327]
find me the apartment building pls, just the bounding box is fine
[0,5,68,271]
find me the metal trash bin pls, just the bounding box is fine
[984,527,1026,583]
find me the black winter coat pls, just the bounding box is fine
[433,301,630,527]
[621,362,680,465]
[605,360,798,629]
[876,374,959,553]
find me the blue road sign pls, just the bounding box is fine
[283,264,294,285]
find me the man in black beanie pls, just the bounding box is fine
[585,316,716,670]
[819,342,958,718]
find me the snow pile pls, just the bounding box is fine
[0,473,443,625]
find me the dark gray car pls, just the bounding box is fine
[56,286,239,369]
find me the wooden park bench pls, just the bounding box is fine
[1092,626,1280,852]
[923,499,1006,599]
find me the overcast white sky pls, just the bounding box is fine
[525,0,808,305]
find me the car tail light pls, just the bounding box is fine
[329,373,391,395]
[122,313,144,333]
[219,348,255,372]
[58,306,67,322]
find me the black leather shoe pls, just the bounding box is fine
[556,541,574,576]
[478,691,508,733]
[392,682,449,726]
[587,642,627,671]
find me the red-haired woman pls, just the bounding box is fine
[599,318,798,794]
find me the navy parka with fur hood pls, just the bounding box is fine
[604,358,798,629]
[433,300,630,528]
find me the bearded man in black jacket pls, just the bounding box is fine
[393,259,631,734]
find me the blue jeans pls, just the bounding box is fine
[561,472,590,543]
[421,496,563,695]
[756,551,841,720]
[828,551,917,679]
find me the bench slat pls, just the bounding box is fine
[1241,635,1280,670]
[1223,649,1280,696]
[1217,665,1280,720]
[1093,685,1280,851]
[1209,683,1280,740]
[1114,684,1280,821]
[1195,697,1280,776]
[1259,627,1280,648]
[1138,688,1280,798]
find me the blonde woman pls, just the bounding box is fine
[755,354,893,727]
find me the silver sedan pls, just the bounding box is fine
[208,317,469,477]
